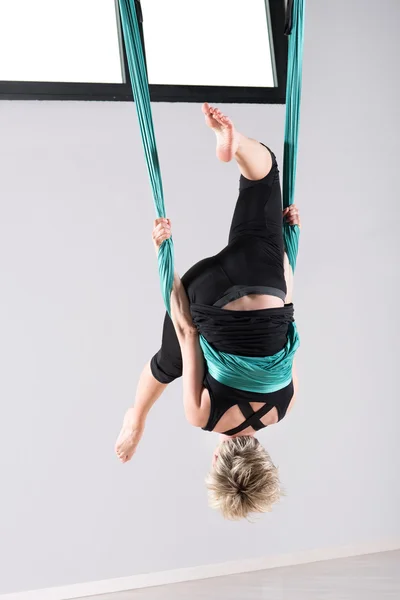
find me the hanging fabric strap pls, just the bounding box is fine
[282,0,305,272]
[118,0,174,315]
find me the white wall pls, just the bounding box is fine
[1,0,399,595]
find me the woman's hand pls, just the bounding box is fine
[152,218,171,254]
[283,205,301,228]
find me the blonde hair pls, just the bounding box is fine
[205,436,281,521]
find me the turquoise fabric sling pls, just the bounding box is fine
[283,0,305,273]
[118,0,305,394]
[118,0,174,315]
[199,321,299,394]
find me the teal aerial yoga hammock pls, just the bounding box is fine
[118,0,305,393]
[283,0,304,272]
[118,0,174,315]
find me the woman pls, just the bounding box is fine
[115,103,301,520]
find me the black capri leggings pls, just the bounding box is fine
[151,147,286,383]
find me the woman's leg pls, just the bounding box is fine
[203,103,286,296]
[115,361,168,463]
[202,103,272,180]
[235,136,273,181]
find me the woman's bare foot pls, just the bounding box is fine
[115,408,144,463]
[202,102,240,162]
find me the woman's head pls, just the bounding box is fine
[206,436,281,520]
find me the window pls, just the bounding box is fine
[0,0,287,103]
[0,0,123,84]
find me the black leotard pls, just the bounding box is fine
[150,147,295,434]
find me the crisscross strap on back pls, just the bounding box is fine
[223,403,275,436]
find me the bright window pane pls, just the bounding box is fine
[142,0,275,87]
[0,0,123,83]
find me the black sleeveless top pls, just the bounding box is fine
[203,374,294,435]
[190,303,296,435]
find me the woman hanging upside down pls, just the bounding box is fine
[115,103,301,520]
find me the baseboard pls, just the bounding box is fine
[2,538,400,600]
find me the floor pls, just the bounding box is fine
[79,551,400,600]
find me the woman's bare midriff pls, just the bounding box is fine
[222,294,284,311]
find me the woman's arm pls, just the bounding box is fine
[170,272,205,425]
[153,219,205,424]
[173,323,205,425]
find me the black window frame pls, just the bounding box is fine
[0,0,288,104]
